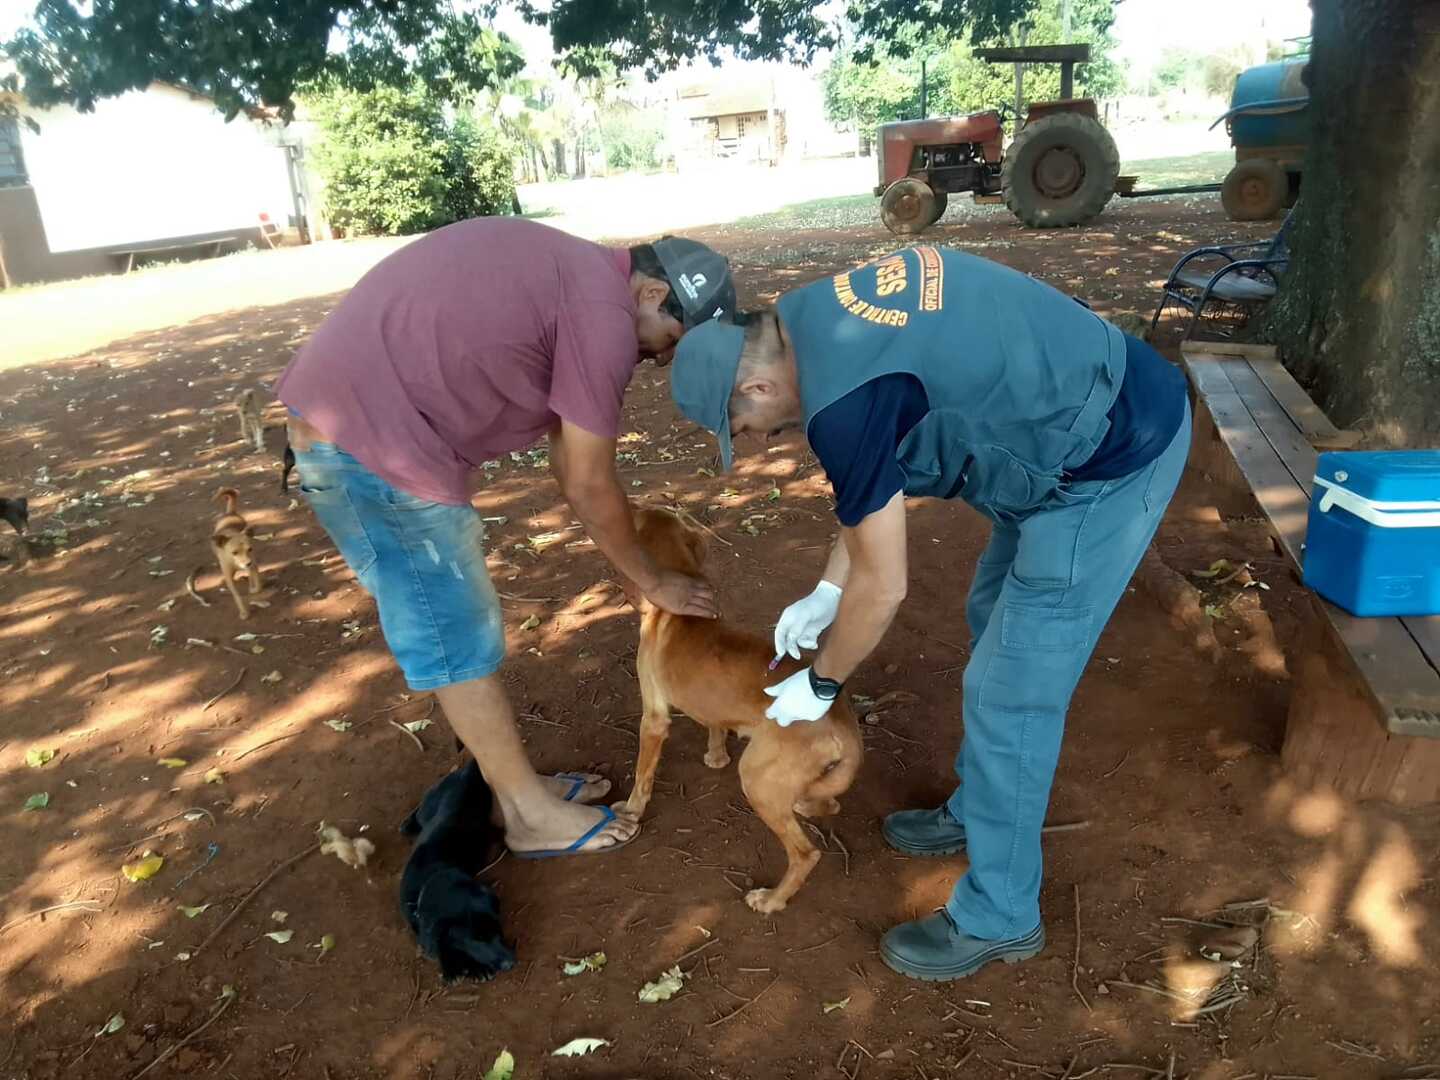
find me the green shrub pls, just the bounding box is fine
[310,85,516,236]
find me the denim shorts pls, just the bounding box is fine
[293,443,505,690]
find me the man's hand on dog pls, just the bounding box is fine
[645,569,720,619]
[764,667,833,726]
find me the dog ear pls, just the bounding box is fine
[684,526,708,567]
[616,573,645,612]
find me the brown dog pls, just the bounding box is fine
[235,389,265,452]
[616,508,863,914]
[211,487,262,618]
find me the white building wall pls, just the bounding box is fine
[18,83,293,253]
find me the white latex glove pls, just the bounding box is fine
[763,667,834,727]
[773,580,843,660]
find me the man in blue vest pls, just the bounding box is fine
[669,245,1191,981]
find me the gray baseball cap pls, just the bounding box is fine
[670,318,746,470]
[653,236,737,328]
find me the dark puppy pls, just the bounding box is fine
[399,760,517,982]
[280,442,296,494]
[0,497,28,534]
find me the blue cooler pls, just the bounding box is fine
[1302,450,1440,617]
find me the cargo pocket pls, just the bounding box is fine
[974,603,1095,716]
[1000,603,1092,652]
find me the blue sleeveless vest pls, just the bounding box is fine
[776,246,1126,515]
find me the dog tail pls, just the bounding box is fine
[806,707,863,802]
[214,487,240,515]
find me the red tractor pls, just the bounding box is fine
[874,45,1122,233]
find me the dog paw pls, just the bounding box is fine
[703,750,731,770]
[611,799,642,819]
[745,888,787,914]
[795,796,841,818]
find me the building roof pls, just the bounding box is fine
[678,82,773,120]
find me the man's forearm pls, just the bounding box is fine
[820,536,851,588]
[564,475,660,591]
[813,569,904,684]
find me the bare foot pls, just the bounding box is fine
[491,773,610,826]
[541,772,610,803]
[505,797,640,856]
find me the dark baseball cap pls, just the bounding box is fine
[653,236,737,328]
[670,317,746,470]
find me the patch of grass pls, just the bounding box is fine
[1120,150,1234,189]
[728,193,878,233]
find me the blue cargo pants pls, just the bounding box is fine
[944,402,1192,939]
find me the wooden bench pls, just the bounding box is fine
[1180,341,1440,805]
[111,236,240,273]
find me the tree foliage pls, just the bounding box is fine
[948,0,1122,112]
[3,0,523,120]
[2,0,1047,122]
[822,45,927,129]
[823,0,1120,130]
[309,85,514,236]
[600,107,668,172]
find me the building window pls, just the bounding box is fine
[0,116,27,186]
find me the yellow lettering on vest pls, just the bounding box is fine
[874,253,908,297]
[916,246,944,313]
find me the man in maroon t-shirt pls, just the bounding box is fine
[277,219,735,858]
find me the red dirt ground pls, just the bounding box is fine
[2,197,1437,1080]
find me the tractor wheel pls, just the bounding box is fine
[880,178,937,235]
[1221,159,1287,221]
[927,188,949,226]
[1002,112,1120,228]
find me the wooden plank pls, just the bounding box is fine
[1223,360,1318,495]
[1320,600,1440,736]
[976,44,1091,63]
[1284,612,1440,801]
[1186,358,1310,564]
[1400,615,1440,677]
[1247,356,1350,445]
[1184,341,1278,361]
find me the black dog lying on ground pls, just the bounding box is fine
[399,759,517,981]
[1,497,28,534]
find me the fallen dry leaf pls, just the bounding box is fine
[551,1037,609,1058]
[638,965,686,1003]
[122,853,165,882]
[318,823,375,869]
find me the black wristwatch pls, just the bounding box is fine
[808,667,844,701]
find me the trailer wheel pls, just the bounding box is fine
[1002,112,1119,228]
[1221,159,1287,221]
[880,178,937,235]
[927,188,949,226]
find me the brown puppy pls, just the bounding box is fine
[211,487,262,619]
[236,389,265,452]
[616,508,863,914]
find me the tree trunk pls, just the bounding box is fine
[552,138,566,177]
[1260,0,1440,446]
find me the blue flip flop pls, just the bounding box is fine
[514,805,635,860]
[555,772,599,803]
